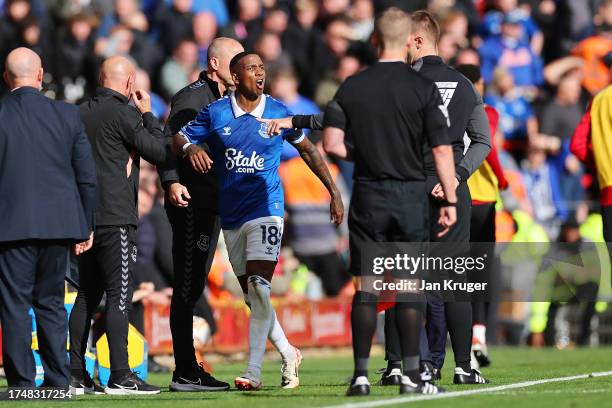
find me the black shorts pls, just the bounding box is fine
[348,180,429,277]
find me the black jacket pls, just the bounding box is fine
[80,87,166,227]
[159,71,221,211]
[0,87,96,242]
[412,56,491,184]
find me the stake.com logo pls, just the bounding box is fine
[225,148,265,174]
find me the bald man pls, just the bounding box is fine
[68,56,167,395]
[157,37,240,392]
[0,48,96,388]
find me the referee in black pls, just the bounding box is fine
[69,56,167,395]
[381,10,492,386]
[323,8,457,396]
[158,37,243,391]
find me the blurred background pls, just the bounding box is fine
[1,0,611,369]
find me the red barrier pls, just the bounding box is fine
[143,297,353,355]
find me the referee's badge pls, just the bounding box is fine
[258,122,271,138]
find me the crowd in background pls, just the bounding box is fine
[2,0,611,346]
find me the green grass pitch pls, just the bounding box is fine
[2,346,612,407]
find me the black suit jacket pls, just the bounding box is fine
[0,87,96,242]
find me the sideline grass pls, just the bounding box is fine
[2,346,611,407]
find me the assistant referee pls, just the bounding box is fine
[381,10,492,387]
[323,7,458,397]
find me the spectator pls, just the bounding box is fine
[539,70,586,213]
[349,0,374,41]
[156,0,194,54]
[94,24,163,79]
[55,13,97,102]
[219,0,263,51]
[455,47,481,65]
[480,10,544,94]
[192,12,218,68]
[311,16,356,97]
[270,68,320,160]
[314,54,360,108]
[254,30,293,77]
[520,144,568,238]
[1,0,34,47]
[438,32,459,63]
[571,0,612,96]
[96,0,142,39]
[321,0,351,21]
[160,38,201,99]
[263,6,290,35]
[191,0,229,27]
[485,67,540,158]
[440,9,470,51]
[283,0,323,96]
[480,0,543,54]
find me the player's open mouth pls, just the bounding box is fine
[256,79,264,90]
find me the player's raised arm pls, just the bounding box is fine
[172,106,214,173]
[292,136,344,226]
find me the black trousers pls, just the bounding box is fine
[385,182,473,369]
[69,226,136,375]
[0,240,71,387]
[166,205,220,370]
[470,202,496,325]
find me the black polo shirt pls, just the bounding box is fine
[159,71,221,211]
[324,61,450,182]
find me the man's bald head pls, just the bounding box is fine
[207,37,244,88]
[4,47,43,90]
[99,55,136,97]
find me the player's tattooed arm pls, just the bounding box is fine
[294,138,344,226]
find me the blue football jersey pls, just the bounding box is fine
[179,93,304,229]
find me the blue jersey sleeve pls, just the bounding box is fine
[179,106,211,144]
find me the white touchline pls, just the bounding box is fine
[319,370,612,408]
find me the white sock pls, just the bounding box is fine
[244,294,295,361]
[269,311,296,361]
[473,324,486,344]
[246,276,274,378]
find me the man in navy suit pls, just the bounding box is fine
[0,48,97,388]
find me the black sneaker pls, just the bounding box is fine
[377,368,402,386]
[432,367,442,381]
[104,371,161,395]
[170,362,230,392]
[70,372,105,395]
[472,344,491,367]
[453,368,489,384]
[399,376,445,395]
[346,376,370,396]
[420,361,434,383]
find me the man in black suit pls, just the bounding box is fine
[0,47,97,388]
